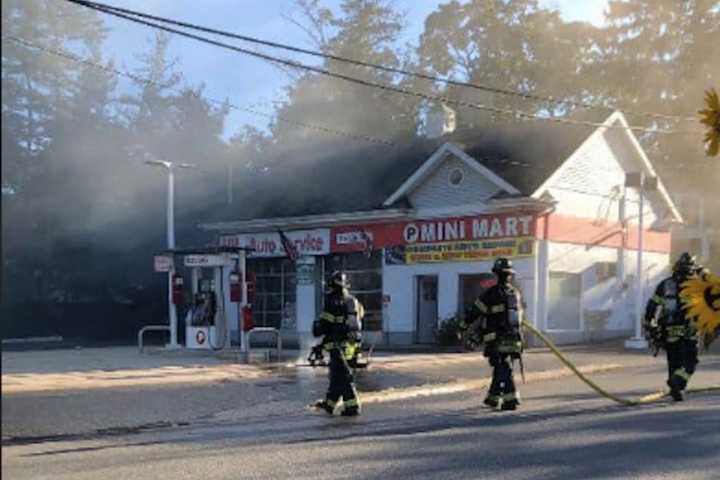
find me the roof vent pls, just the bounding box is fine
[426,103,456,139]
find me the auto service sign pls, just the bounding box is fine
[219,229,330,258]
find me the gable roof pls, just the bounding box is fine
[382,142,521,206]
[530,111,682,223]
[204,110,675,226]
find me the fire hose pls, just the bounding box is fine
[521,320,720,406]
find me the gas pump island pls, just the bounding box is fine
[153,247,255,352]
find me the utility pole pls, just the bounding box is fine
[145,158,197,349]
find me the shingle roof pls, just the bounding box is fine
[210,113,608,223]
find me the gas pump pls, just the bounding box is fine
[181,250,249,351]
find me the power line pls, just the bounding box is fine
[2,34,686,206]
[64,0,701,136]
[66,0,699,124]
[2,35,396,147]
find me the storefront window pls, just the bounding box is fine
[458,273,497,319]
[250,258,296,329]
[322,252,383,331]
[548,272,581,330]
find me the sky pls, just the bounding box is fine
[96,0,610,139]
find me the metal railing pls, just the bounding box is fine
[246,327,282,361]
[138,325,171,353]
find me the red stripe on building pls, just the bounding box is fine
[535,214,671,253]
[331,214,536,253]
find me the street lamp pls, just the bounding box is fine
[624,172,657,350]
[144,158,197,349]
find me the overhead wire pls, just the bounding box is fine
[66,0,699,123]
[2,34,395,147]
[63,0,702,136]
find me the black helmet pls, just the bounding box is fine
[328,271,350,289]
[492,257,515,274]
[673,252,697,276]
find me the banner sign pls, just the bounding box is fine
[184,254,232,267]
[219,229,329,258]
[153,255,173,272]
[332,214,536,253]
[384,237,535,265]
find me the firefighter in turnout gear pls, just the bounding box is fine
[469,258,524,411]
[312,271,364,416]
[644,252,703,401]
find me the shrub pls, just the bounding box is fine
[435,316,465,346]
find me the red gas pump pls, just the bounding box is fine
[171,273,184,305]
[242,306,255,332]
[246,272,256,305]
[229,271,243,303]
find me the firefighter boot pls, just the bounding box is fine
[341,406,360,417]
[483,396,499,409]
[501,400,518,411]
[667,379,684,402]
[314,399,336,414]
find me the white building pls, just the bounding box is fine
[201,111,682,347]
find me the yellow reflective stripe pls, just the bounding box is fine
[502,392,519,402]
[491,305,506,313]
[474,300,487,313]
[344,343,357,360]
[497,341,522,352]
[666,325,687,336]
[673,368,690,381]
[326,399,337,408]
[343,398,359,408]
[651,294,663,303]
[319,312,334,322]
[486,395,500,402]
[483,332,497,342]
[323,342,337,350]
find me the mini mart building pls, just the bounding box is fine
[201,112,681,347]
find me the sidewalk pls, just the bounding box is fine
[0,340,698,395]
[3,341,718,439]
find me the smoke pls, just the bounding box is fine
[3,0,718,317]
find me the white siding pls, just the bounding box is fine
[545,129,665,227]
[409,155,500,209]
[545,241,669,340]
[382,257,536,337]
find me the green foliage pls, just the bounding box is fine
[435,316,466,347]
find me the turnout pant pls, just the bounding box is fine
[666,338,698,392]
[325,348,360,410]
[486,353,520,405]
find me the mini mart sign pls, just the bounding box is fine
[332,214,535,253]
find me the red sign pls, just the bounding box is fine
[331,214,536,253]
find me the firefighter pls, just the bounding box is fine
[644,252,703,401]
[469,258,524,411]
[312,271,364,416]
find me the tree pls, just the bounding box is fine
[595,0,720,190]
[417,0,600,129]
[1,0,112,302]
[267,0,421,159]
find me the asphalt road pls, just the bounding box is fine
[3,359,719,480]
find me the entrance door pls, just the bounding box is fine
[416,275,438,343]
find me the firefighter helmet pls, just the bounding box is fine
[673,252,698,276]
[328,271,350,289]
[492,257,515,274]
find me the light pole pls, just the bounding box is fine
[624,172,657,349]
[144,159,197,349]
